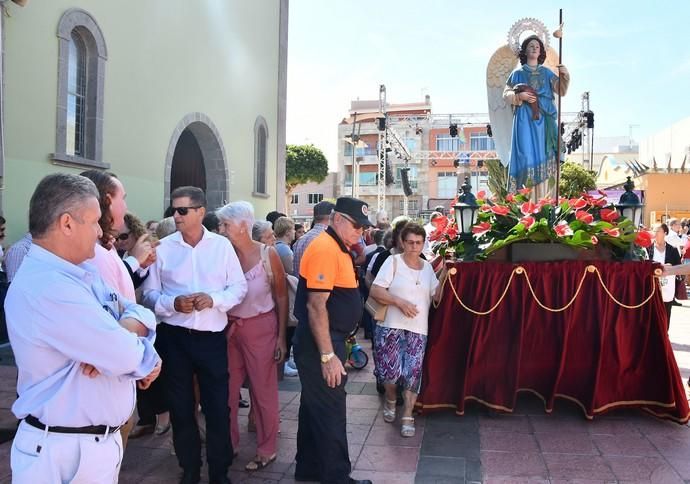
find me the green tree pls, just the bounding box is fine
[286,144,329,200]
[559,161,597,198]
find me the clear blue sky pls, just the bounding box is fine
[286,0,690,170]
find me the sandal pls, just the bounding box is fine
[401,417,415,437]
[245,454,277,471]
[382,399,397,423]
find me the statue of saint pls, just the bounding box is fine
[502,36,569,196]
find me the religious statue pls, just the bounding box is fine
[487,18,570,198]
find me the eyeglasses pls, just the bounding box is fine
[170,206,202,216]
[116,232,131,241]
[339,212,363,230]
[403,239,424,246]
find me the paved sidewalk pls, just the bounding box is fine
[0,306,690,483]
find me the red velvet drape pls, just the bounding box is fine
[418,260,689,423]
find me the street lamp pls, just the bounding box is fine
[615,176,644,227]
[453,176,479,240]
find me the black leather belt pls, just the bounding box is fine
[25,415,121,435]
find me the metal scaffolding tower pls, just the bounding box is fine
[377,84,387,213]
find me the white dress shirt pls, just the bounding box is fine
[6,244,160,427]
[142,228,247,331]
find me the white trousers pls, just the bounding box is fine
[11,420,123,484]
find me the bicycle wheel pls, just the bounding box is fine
[349,349,369,370]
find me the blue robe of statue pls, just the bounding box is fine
[506,64,560,192]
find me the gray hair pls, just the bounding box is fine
[252,220,272,242]
[216,201,255,231]
[29,173,99,238]
[156,216,176,239]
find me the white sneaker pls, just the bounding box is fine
[284,362,298,377]
[286,357,297,370]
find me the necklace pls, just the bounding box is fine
[415,269,422,286]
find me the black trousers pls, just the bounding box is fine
[294,324,351,484]
[157,323,232,478]
[664,301,673,330]
[136,336,168,425]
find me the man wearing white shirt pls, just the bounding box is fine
[6,173,161,483]
[142,186,247,484]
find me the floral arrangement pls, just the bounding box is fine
[430,187,652,261]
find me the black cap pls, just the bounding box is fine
[313,200,335,217]
[334,197,373,227]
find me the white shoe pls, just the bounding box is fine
[284,362,298,377]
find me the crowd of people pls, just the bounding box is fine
[1,170,454,484]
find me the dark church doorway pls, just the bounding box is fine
[170,128,206,193]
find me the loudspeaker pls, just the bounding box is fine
[400,167,413,197]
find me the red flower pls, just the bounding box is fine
[520,216,535,229]
[591,197,608,208]
[505,194,515,203]
[634,230,653,248]
[600,208,619,222]
[558,197,568,205]
[603,227,620,237]
[520,201,538,216]
[554,221,573,237]
[491,205,510,216]
[472,221,491,237]
[445,225,458,240]
[476,190,486,200]
[575,210,594,224]
[480,204,492,213]
[568,198,588,210]
[538,197,555,207]
[591,235,599,245]
[518,187,532,197]
[428,216,449,242]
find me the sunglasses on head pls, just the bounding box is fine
[170,206,202,216]
[116,232,130,241]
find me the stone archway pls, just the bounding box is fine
[164,113,229,209]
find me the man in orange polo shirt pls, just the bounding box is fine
[292,197,373,484]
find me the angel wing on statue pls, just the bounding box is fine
[486,18,570,199]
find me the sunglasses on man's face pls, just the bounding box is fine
[116,232,130,241]
[339,213,364,230]
[170,206,202,216]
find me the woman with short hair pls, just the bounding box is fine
[273,216,295,275]
[217,201,287,471]
[369,223,444,437]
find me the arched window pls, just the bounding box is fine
[54,9,108,168]
[67,31,87,157]
[253,116,269,196]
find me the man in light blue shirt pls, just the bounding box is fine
[6,173,161,484]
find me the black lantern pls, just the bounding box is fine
[453,176,479,239]
[615,176,644,227]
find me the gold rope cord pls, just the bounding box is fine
[438,264,660,315]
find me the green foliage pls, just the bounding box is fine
[559,161,597,199]
[286,144,329,194]
[485,159,508,199]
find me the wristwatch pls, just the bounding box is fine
[320,352,335,364]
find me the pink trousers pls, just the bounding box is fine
[227,311,279,457]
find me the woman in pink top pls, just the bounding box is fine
[80,170,156,447]
[217,201,287,471]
